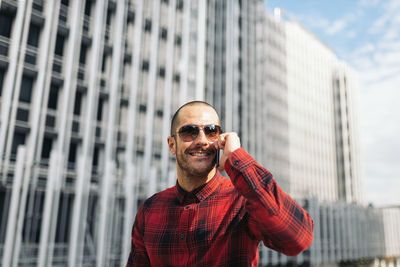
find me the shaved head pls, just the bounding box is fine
[170,101,220,136]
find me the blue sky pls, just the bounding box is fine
[266,0,400,207]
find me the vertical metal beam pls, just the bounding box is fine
[68,0,108,265]
[142,0,160,186]
[96,161,116,267]
[195,0,207,100]
[22,0,61,254]
[43,0,86,266]
[2,146,26,267]
[178,0,191,105]
[121,0,144,263]
[205,0,215,105]
[241,0,249,149]
[224,0,233,131]
[0,0,25,162]
[247,0,256,156]
[0,0,32,179]
[160,0,177,181]
[97,0,127,264]
[37,150,60,267]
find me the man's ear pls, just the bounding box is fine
[167,136,176,155]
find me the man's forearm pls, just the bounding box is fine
[225,148,314,256]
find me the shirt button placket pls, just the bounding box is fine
[180,205,190,265]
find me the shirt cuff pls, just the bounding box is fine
[224,147,255,174]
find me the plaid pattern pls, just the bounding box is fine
[126,148,314,266]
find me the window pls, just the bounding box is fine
[0,69,4,96]
[19,76,34,103]
[92,146,99,166]
[79,43,87,64]
[41,137,53,160]
[55,192,73,242]
[32,0,44,12]
[55,34,65,56]
[160,28,167,40]
[73,91,82,115]
[84,0,92,16]
[174,73,180,83]
[175,35,182,46]
[158,67,165,78]
[48,84,59,109]
[0,11,14,38]
[176,0,183,10]
[101,53,108,72]
[11,132,26,156]
[27,23,41,47]
[144,19,152,32]
[68,142,77,163]
[139,104,146,112]
[142,60,149,71]
[96,97,103,121]
[106,8,113,26]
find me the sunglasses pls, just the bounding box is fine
[174,124,222,142]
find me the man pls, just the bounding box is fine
[126,101,313,266]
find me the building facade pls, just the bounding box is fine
[1,0,208,266]
[0,0,398,266]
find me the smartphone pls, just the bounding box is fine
[216,149,220,167]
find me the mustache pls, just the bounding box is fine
[185,146,216,154]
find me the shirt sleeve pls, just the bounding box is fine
[224,148,314,256]
[126,204,151,267]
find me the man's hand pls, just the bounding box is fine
[213,132,241,171]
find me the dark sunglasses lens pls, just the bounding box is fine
[204,125,220,141]
[179,125,200,141]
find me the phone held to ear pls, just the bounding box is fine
[216,149,220,167]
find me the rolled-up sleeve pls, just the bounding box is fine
[224,148,314,256]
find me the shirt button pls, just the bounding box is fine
[199,196,203,200]
[180,233,184,239]
[233,160,239,165]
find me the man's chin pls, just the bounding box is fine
[185,164,216,178]
[177,155,216,177]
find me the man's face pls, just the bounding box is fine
[168,105,220,178]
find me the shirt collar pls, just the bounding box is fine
[175,171,222,204]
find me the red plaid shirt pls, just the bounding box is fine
[126,148,313,266]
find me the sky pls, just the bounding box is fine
[266,0,400,207]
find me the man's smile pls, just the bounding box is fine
[186,149,214,159]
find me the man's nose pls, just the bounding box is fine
[193,129,209,146]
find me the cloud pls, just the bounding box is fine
[326,19,347,35]
[358,0,380,7]
[358,62,400,206]
[354,43,375,56]
[368,14,390,35]
[296,14,330,30]
[350,1,400,205]
[368,0,400,37]
[346,31,356,38]
[323,11,361,36]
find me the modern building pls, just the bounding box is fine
[283,11,362,204]
[380,206,400,260]
[0,0,208,266]
[0,0,398,266]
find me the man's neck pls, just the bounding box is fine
[177,168,216,192]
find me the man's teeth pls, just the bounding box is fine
[191,152,207,156]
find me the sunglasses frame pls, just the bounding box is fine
[174,124,222,142]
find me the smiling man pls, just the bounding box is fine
[126,101,314,266]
